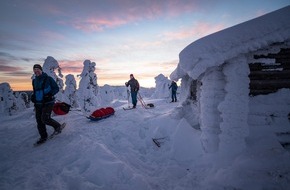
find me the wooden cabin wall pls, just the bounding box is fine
[249,42,290,96]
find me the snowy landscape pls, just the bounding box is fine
[1,6,290,190]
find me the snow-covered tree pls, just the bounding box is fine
[14,92,28,110]
[0,83,25,115]
[63,74,78,108]
[77,60,100,114]
[99,84,115,105]
[42,56,64,101]
[20,92,30,108]
[151,74,171,99]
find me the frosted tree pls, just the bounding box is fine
[0,83,25,115]
[14,92,28,110]
[20,92,30,108]
[151,74,171,99]
[99,84,115,105]
[42,56,64,101]
[63,74,78,108]
[77,60,100,114]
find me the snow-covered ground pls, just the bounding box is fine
[1,96,289,190]
[1,6,290,190]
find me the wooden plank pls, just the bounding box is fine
[249,89,278,96]
[249,70,290,80]
[253,48,290,59]
[250,79,290,90]
[249,47,290,96]
[249,62,290,71]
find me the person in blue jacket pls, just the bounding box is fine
[169,81,178,102]
[31,64,63,145]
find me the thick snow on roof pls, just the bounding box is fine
[170,6,290,81]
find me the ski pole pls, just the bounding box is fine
[127,89,130,108]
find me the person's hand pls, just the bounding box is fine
[125,82,128,86]
[43,93,53,102]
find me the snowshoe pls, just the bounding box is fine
[49,123,66,139]
[33,137,47,146]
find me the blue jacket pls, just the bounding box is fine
[169,81,178,92]
[32,73,59,104]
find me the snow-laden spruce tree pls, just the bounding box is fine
[151,74,171,99]
[99,84,115,105]
[63,74,78,108]
[0,82,25,115]
[77,60,100,114]
[14,91,29,109]
[42,56,64,101]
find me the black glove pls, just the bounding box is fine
[125,82,128,86]
[43,93,53,102]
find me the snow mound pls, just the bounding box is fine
[171,118,203,162]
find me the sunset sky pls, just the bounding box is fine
[1,0,289,91]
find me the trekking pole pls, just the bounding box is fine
[127,89,130,108]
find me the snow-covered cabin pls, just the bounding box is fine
[170,6,290,156]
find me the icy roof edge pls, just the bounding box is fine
[170,6,290,81]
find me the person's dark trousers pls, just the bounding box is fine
[35,103,61,139]
[172,91,177,102]
[131,91,138,107]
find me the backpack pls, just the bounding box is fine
[172,82,178,91]
[53,102,71,115]
[147,103,154,108]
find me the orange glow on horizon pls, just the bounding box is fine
[10,83,33,91]
[5,74,158,92]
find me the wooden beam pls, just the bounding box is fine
[249,70,290,80]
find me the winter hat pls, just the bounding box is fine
[130,74,134,77]
[33,64,42,71]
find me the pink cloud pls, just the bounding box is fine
[54,0,202,32]
[69,17,130,32]
[59,60,84,73]
[162,22,225,41]
[59,58,109,74]
[0,65,22,72]
[0,60,23,73]
[124,0,200,19]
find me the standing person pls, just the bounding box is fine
[169,81,178,102]
[31,64,64,145]
[125,74,139,108]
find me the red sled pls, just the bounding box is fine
[87,107,115,121]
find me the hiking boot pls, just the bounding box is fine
[52,123,65,136]
[35,137,47,145]
[53,127,61,135]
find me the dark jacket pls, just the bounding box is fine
[32,72,59,104]
[126,78,140,92]
[169,81,178,92]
